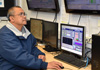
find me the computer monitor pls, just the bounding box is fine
[43,21,58,52]
[60,24,85,58]
[30,18,43,42]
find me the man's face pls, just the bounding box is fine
[11,8,27,26]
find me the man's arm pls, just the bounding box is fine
[0,33,47,69]
[30,34,46,61]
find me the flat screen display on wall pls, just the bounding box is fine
[26,0,59,13]
[64,0,100,14]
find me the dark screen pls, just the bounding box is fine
[64,0,100,14]
[43,21,58,48]
[26,0,59,13]
[63,37,72,45]
[27,0,56,9]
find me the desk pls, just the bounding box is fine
[37,45,91,70]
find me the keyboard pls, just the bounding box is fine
[54,53,86,68]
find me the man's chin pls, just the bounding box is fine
[23,21,27,25]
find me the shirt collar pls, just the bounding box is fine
[6,22,30,39]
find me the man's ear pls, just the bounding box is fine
[9,16,14,22]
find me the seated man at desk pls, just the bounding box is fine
[0,6,63,70]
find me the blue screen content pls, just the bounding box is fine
[61,25,84,56]
[66,0,100,10]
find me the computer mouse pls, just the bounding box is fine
[59,66,64,69]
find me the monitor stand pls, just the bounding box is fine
[37,39,43,43]
[43,45,59,52]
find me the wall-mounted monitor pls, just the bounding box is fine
[64,0,100,14]
[26,0,60,13]
[0,0,15,16]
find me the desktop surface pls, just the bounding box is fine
[37,45,91,70]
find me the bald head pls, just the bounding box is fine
[7,6,21,21]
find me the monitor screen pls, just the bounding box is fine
[61,24,85,58]
[26,0,59,13]
[30,18,43,41]
[43,21,58,51]
[64,0,100,14]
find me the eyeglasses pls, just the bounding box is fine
[12,12,27,17]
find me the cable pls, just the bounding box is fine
[67,13,70,24]
[86,37,92,44]
[77,14,82,25]
[53,11,57,22]
[97,31,100,34]
[83,57,89,69]
[63,67,73,70]
[49,51,61,56]
[36,11,39,19]
[75,58,89,70]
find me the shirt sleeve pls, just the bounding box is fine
[0,32,48,69]
[31,35,45,57]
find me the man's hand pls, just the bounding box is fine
[47,61,63,70]
[38,55,46,62]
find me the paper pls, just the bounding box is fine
[98,20,100,27]
[89,15,99,36]
[60,0,69,24]
[79,15,90,37]
[0,0,4,8]
[69,14,81,25]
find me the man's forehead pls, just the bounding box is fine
[14,8,24,13]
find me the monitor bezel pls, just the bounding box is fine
[42,21,58,49]
[64,0,100,14]
[26,0,60,13]
[60,24,85,58]
[30,18,43,42]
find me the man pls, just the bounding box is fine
[0,6,63,70]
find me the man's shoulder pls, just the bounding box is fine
[0,26,15,37]
[0,25,12,32]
